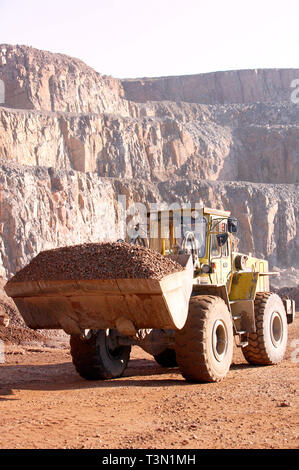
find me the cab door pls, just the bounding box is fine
[210,219,231,286]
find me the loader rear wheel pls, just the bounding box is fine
[242,292,287,365]
[154,349,177,367]
[174,296,233,383]
[70,329,131,380]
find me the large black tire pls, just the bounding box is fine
[154,349,177,367]
[174,296,233,383]
[242,292,288,365]
[70,330,131,380]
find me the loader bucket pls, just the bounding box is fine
[4,254,194,335]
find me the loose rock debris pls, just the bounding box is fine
[10,242,183,282]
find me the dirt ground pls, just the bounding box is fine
[0,318,298,450]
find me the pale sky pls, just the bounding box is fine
[1,0,298,78]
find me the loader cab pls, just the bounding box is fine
[144,207,237,287]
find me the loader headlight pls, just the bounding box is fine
[201,264,211,274]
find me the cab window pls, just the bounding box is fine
[210,220,229,257]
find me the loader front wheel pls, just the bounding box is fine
[242,292,288,365]
[70,329,131,380]
[174,296,233,383]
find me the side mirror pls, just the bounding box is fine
[228,217,238,233]
[216,233,228,247]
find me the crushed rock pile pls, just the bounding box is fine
[10,242,183,282]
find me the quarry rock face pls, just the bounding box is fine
[0,161,117,278]
[122,69,299,105]
[1,101,299,183]
[0,161,297,282]
[0,45,298,283]
[0,44,130,115]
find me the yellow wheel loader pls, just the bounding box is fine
[4,207,295,383]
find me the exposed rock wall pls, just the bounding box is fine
[0,161,117,278]
[0,44,130,115]
[122,69,299,104]
[1,102,298,183]
[0,161,297,279]
[0,45,298,281]
[0,46,298,185]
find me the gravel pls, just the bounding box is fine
[0,325,47,346]
[10,242,183,282]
